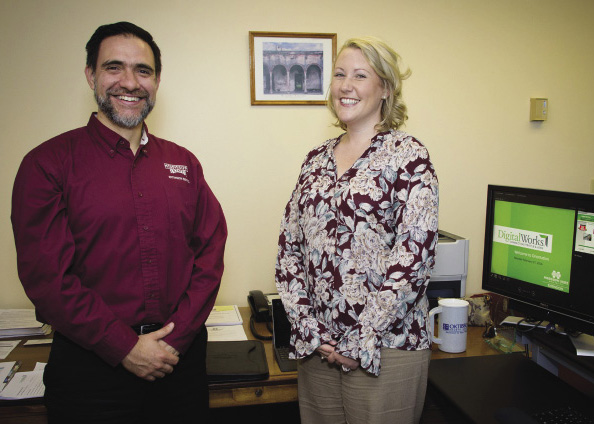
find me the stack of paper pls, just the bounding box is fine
[205,305,247,341]
[0,310,50,339]
[0,362,45,399]
[205,305,242,326]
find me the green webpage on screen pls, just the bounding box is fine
[490,200,575,294]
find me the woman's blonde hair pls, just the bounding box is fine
[327,36,411,132]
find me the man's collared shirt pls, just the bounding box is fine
[12,114,227,366]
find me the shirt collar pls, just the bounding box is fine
[331,129,392,150]
[140,129,149,146]
[87,113,150,156]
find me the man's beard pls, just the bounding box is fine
[94,87,155,129]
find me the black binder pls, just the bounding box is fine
[206,340,269,383]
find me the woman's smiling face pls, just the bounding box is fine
[330,47,386,131]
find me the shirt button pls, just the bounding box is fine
[138,192,143,197]
[143,226,149,231]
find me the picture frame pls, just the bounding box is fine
[249,31,337,106]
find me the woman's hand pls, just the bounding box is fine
[316,341,359,371]
[316,342,336,358]
[328,352,359,370]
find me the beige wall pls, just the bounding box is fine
[1,0,593,309]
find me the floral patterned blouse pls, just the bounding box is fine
[275,129,439,376]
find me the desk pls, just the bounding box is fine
[428,353,594,423]
[520,330,594,395]
[208,307,298,407]
[0,307,497,423]
[428,328,594,423]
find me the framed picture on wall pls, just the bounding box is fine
[249,31,337,105]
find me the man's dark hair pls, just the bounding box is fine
[85,21,162,76]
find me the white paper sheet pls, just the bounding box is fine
[0,370,45,399]
[0,340,20,359]
[206,325,248,341]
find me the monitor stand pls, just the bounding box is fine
[500,316,570,335]
[500,315,551,330]
[569,333,594,357]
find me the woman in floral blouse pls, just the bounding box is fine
[275,37,439,424]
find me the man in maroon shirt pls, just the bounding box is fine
[11,22,227,423]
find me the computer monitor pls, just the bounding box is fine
[482,185,594,336]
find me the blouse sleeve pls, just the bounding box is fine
[335,140,439,375]
[275,156,333,358]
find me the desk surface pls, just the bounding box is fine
[0,306,500,422]
[429,353,594,423]
[0,308,300,410]
[526,330,594,377]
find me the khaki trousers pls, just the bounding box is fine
[297,348,431,424]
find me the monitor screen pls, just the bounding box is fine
[482,185,594,335]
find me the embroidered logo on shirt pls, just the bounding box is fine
[164,163,190,183]
[164,163,188,176]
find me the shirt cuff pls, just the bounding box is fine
[94,321,139,367]
[289,317,332,359]
[336,325,382,376]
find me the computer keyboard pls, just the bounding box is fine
[274,346,297,372]
[495,405,594,424]
[532,406,594,424]
[277,347,290,360]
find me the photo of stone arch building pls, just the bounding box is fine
[262,42,324,95]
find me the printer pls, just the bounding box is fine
[427,230,469,308]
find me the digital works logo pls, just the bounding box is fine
[493,225,553,253]
[551,270,561,280]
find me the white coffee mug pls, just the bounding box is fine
[429,298,469,353]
